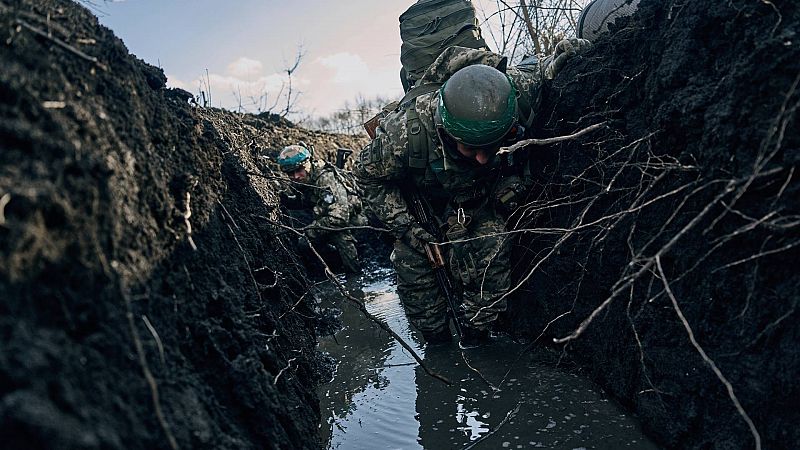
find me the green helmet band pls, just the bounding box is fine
[438,77,517,147]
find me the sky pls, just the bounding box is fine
[95,0,415,118]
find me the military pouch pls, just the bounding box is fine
[494,177,528,215]
[445,212,471,243]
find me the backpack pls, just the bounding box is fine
[399,0,488,89]
[396,47,536,176]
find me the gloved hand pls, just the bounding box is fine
[401,224,436,249]
[494,176,528,215]
[543,38,592,80]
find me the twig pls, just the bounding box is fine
[277,289,311,320]
[497,310,571,387]
[272,220,452,386]
[497,121,607,155]
[122,291,179,450]
[141,315,166,367]
[462,402,522,450]
[461,350,500,391]
[518,0,542,55]
[655,256,761,450]
[273,357,298,385]
[0,192,10,226]
[218,203,262,302]
[554,180,737,344]
[16,19,108,71]
[747,307,796,348]
[711,240,800,272]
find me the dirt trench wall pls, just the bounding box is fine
[508,0,799,449]
[0,1,364,448]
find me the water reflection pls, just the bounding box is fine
[317,269,659,449]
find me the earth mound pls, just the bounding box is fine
[0,1,364,448]
[509,0,799,448]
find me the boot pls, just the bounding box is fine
[422,328,452,345]
[458,327,489,349]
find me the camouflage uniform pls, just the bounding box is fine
[355,47,543,336]
[292,160,365,273]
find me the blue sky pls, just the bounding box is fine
[97,0,414,117]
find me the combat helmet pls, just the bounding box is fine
[277,144,312,173]
[578,0,640,41]
[435,64,518,150]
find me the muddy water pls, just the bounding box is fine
[317,268,659,449]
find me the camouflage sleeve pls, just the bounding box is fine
[507,65,544,114]
[311,169,350,230]
[354,112,415,239]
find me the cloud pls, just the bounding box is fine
[316,52,371,84]
[165,56,312,112]
[227,57,263,79]
[165,74,190,91]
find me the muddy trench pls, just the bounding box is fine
[1,0,799,449]
[317,268,658,449]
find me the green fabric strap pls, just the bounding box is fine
[406,104,429,169]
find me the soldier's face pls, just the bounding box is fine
[287,167,309,182]
[455,142,496,165]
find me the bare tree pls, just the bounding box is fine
[279,45,305,118]
[307,94,393,135]
[476,0,590,62]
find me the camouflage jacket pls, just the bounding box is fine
[293,160,362,232]
[354,47,543,239]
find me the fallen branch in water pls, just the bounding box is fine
[268,220,453,386]
[460,350,499,392]
[462,401,522,450]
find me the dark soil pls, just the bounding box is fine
[3,0,799,449]
[0,1,366,448]
[508,0,799,449]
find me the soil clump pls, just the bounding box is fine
[0,1,365,448]
[508,1,799,449]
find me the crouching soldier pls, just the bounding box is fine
[355,44,589,347]
[278,143,365,274]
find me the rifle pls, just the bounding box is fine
[403,185,464,339]
[335,148,353,169]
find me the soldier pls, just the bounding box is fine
[355,43,589,347]
[278,143,365,274]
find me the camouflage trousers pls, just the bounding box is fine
[312,230,360,274]
[391,205,511,334]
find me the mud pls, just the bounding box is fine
[508,0,799,449]
[0,1,365,448]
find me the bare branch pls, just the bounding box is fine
[497,121,607,155]
[655,256,761,450]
